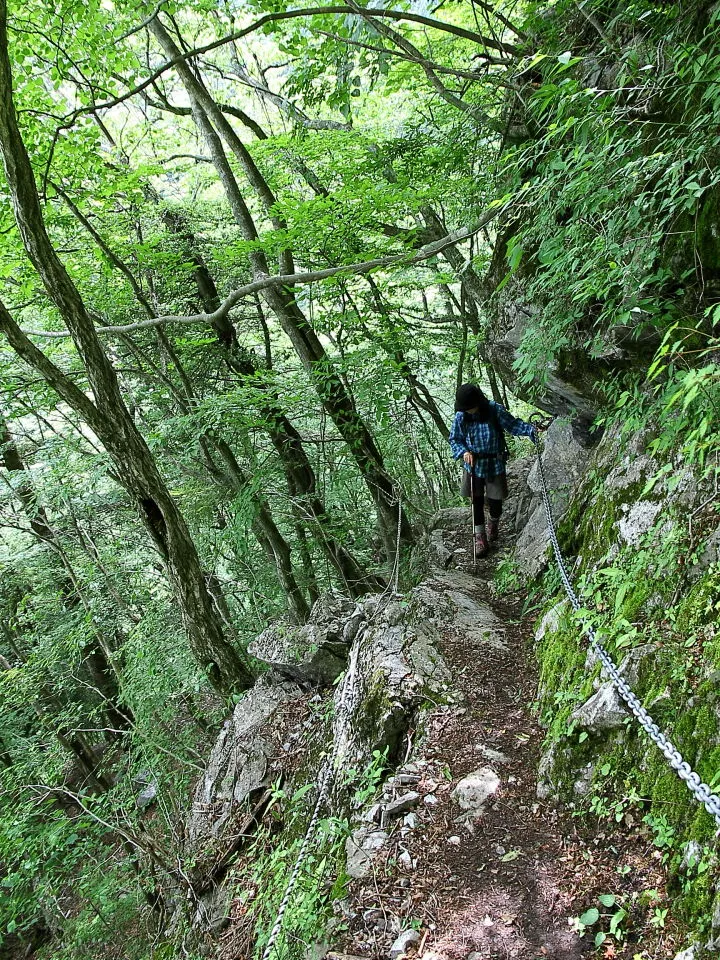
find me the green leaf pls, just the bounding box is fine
[579,908,600,926]
[598,894,616,907]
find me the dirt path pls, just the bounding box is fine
[336,524,596,960]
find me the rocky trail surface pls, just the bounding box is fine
[193,488,674,960]
[333,512,594,960]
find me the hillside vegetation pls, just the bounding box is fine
[1,0,719,956]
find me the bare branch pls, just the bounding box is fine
[21,208,505,339]
[58,5,521,125]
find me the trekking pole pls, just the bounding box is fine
[469,455,477,564]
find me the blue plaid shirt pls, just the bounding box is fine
[449,403,535,478]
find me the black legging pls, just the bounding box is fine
[470,477,503,525]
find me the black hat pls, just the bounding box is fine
[455,383,486,412]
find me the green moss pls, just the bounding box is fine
[620,581,652,621]
[697,186,720,274]
[676,570,720,633]
[533,421,720,944]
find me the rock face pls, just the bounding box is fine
[570,645,656,733]
[187,677,303,848]
[181,533,520,942]
[485,275,601,427]
[248,594,358,685]
[571,682,628,732]
[618,500,663,547]
[329,584,453,777]
[184,570,460,919]
[513,419,592,577]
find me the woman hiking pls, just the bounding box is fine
[449,383,537,558]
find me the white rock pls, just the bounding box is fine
[475,744,510,765]
[345,829,389,879]
[572,645,656,731]
[452,768,501,814]
[389,929,420,959]
[618,500,662,546]
[399,850,414,870]
[571,682,628,731]
[680,841,702,873]
[383,792,420,819]
[534,601,567,644]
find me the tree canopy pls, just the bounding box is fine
[1,0,719,954]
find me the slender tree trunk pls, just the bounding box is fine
[147,168,384,593]
[0,8,252,695]
[65,181,376,601]
[0,624,112,790]
[149,16,411,560]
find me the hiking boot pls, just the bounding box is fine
[488,518,499,543]
[474,529,489,558]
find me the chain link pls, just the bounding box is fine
[260,637,363,960]
[532,433,720,825]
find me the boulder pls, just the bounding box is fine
[331,588,452,772]
[452,767,501,815]
[526,420,591,496]
[514,419,593,577]
[571,681,628,732]
[534,601,567,645]
[420,572,508,651]
[428,528,454,568]
[382,792,420,822]
[514,502,552,578]
[187,676,302,847]
[345,828,389,879]
[249,594,359,685]
[475,744,510,765]
[571,645,655,732]
[485,278,599,429]
[430,507,469,532]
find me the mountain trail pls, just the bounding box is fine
[334,520,621,960]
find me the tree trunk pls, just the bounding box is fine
[149,16,412,561]
[0,6,252,695]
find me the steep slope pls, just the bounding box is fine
[516,412,720,955]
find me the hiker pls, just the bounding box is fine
[449,383,538,558]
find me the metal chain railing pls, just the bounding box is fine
[532,431,720,826]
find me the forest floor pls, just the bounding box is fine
[332,521,679,960]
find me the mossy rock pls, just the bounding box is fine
[676,569,720,633]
